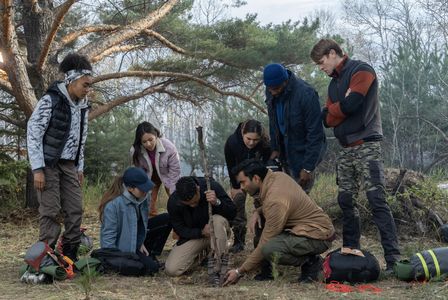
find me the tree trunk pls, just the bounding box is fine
[22,0,58,96]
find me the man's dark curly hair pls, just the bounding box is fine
[232,158,268,181]
[59,53,92,73]
[175,176,198,201]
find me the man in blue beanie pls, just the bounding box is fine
[263,63,326,193]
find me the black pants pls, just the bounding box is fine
[92,248,159,276]
[137,250,159,275]
[144,212,172,257]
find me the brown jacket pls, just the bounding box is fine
[239,170,334,273]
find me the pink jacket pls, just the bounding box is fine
[130,137,181,194]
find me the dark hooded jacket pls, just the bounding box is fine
[224,123,271,189]
[167,177,236,246]
[265,71,326,178]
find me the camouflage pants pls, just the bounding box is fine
[337,141,400,265]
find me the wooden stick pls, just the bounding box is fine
[196,126,221,269]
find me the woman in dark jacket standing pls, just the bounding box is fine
[224,119,271,252]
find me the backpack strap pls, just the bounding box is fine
[416,252,430,279]
[427,249,441,278]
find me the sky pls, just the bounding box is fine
[228,0,342,24]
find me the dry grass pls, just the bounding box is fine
[1,179,448,300]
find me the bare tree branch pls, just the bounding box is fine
[159,89,201,106]
[93,71,266,113]
[60,25,120,46]
[0,76,13,95]
[249,81,264,98]
[91,44,145,63]
[37,0,77,72]
[144,30,244,69]
[89,85,166,120]
[1,0,13,44]
[401,116,448,143]
[79,0,179,59]
[425,154,448,172]
[0,113,26,128]
[142,29,187,54]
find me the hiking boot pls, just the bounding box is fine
[231,224,246,254]
[254,272,274,281]
[383,262,396,277]
[254,260,274,281]
[299,255,323,283]
[229,242,244,253]
[62,243,80,262]
[152,255,165,271]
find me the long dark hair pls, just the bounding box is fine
[132,121,161,166]
[98,176,124,222]
[241,119,270,147]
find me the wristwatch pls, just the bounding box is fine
[215,199,221,206]
[235,268,242,277]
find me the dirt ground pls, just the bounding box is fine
[1,209,447,300]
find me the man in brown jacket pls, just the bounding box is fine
[224,159,335,285]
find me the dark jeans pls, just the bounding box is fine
[137,250,159,275]
[144,212,171,257]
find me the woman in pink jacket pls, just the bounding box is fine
[131,122,181,217]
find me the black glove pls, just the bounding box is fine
[265,158,282,172]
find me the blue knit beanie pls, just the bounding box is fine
[263,63,288,87]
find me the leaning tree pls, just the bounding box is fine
[0,0,321,207]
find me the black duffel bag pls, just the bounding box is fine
[323,248,381,283]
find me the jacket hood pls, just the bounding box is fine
[230,122,264,153]
[122,188,147,206]
[46,81,88,109]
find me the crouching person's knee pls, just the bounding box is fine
[165,251,192,277]
[261,243,275,261]
[164,259,184,277]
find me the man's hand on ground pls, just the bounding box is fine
[223,269,241,286]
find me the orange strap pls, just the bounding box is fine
[325,281,355,293]
[357,284,382,293]
[325,282,382,294]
